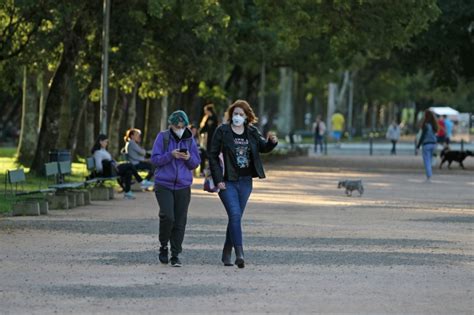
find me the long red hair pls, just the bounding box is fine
[224,100,258,125]
[421,109,438,132]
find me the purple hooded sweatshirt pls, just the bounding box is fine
[151,128,201,190]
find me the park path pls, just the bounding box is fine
[0,155,473,314]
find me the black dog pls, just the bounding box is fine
[439,149,473,169]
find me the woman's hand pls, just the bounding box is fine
[267,132,278,144]
[172,149,190,160]
[181,151,190,160]
[217,182,226,190]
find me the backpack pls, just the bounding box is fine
[162,130,170,151]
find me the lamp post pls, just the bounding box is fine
[100,0,111,135]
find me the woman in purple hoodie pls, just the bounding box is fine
[151,110,201,267]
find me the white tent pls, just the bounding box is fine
[429,106,460,117]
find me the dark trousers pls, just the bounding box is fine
[314,135,324,153]
[116,163,133,193]
[134,161,154,181]
[155,184,191,257]
[390,140,397,155]
[199,148,207,172]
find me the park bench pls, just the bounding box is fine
[4,168,55,215]
[85,157,120,185]
[84,157,119,200]
[45,161,93,208]
[45,161,84,190]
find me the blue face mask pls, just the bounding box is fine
[232,115,245,126]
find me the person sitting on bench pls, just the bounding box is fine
[123,128,154,188]
[92,134,148,200]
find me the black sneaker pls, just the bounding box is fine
[159,246,169,264]
[170,256,182,267]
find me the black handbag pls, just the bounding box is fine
[102,160,118,177]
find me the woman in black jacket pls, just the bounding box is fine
[209,100,278,268]
[199,103,218,172]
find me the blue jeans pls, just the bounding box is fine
[422,143,435,178]
[218,176,253,247]
[314,135,323,153]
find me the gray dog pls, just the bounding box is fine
[338,180,364,197]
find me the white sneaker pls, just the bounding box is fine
[124,191,136,199]
[140,179,154,189]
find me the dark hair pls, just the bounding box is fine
[91,134,108,154]
[422,110,438,133]
[204,104,216,116]
[123,128,141,143]
[224,100,258,125]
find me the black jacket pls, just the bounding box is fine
[209,124,277,184]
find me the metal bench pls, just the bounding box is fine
[5,169,56,196]
[85,157,119,185]
[46,162,84,190]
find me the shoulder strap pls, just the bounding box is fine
[163,130,170,151]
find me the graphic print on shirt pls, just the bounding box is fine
[234,137,250,169]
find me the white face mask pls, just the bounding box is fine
[232,115,245,126]
[174,128,185,138]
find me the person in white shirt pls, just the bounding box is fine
[386,121,401,155]
[92,134,137,199]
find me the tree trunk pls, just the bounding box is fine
[258,61,266,127]
[336,71,350,111]
[67,81,95,159]
[276,67,294,135]
[16,66,39,166]
[326,83,337,134]
[126,83,138,128]
[84,101,95,156]
[160,95,169,132]
[107,88,122,158]
[144,98,161,149]
[347,73,354,138]
[30,18,87,174]
[370,102,377,131]
[143,97,151,145]
[56,74,76,149]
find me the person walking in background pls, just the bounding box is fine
[123,128,154,189]
[199,104,219,173]
[190,124,206,177]
[209,100,278,268]
[312,115,326,154]
[386,120,401,155]
[436,115,446,145]
[91,134,137,199]
[151,110,201,267]
[443,115,453,145]
[416,109,438,182]
[331,110,345,147]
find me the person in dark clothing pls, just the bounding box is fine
[151,110,201,267]
[312,115,326,154]
[416,109,439,182]
[209,100,278,268]
[199,104,218,172]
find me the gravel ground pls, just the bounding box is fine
[0,155,473,314]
